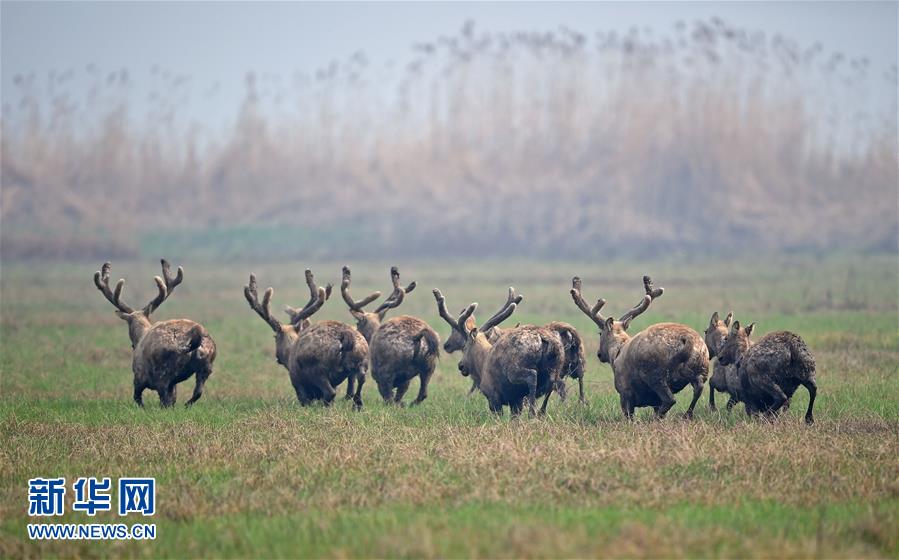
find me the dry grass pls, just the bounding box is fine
[1,256,897,557]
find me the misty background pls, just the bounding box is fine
[2,1,897,260]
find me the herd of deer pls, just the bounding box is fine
[93,259,818,423]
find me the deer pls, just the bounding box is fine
[93,259,216,407]
[244,268,369,409]
[440,290,586,403]
[717,321,817,424]
[340,266,440,406]
[434,288,564,417]
[705,311,741,411]
[570,275,709,419]
[441,288,521,396]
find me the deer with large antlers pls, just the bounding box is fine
[440,288,587,403]
[434,288,564,416]
[93,259,216,407]
[340,266,440,406]
[245,269,369,409]
[717,321,817,423]
[570,276,709,419]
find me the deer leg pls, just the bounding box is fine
[683,379,704,419]
[620,395,635,420]
[133,382,146,408]
[726,396,737,411]
[466,379,479,397]
[344,375,356,401]
[648,381,676,419]
[515,368,539,418]
[350,371,365,411]
[509,398,525,417]
[311,377,337,406]
[393,378,412,406]
[158,384,177,408]
[185,367,211,407]
[802,379,817,424]
[411,369,433,406]
[377,381,395,405]
[539,388,553,416]
[708,386,717,411]
[293,383,312,407]
[577,376,586,404]
[755,379,789,420]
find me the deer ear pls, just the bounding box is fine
[731,320,741,333]
[744,322,755,336]
[605,317,615,330]
[115,310,131,321]
[724,312,733,327]
[469,327,478,340]
[709,312,719,327]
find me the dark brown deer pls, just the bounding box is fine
[93,260,216,407]
[717,321,817,424]
[245,269,369,409]
[434,288,563,417]
[340,266,440,406]
[705,311,741,411]
[441,288,522,396]
[570,276,709,419]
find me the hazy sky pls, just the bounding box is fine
[2,1,896,129]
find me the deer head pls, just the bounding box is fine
[433,287,521,380]
[704,311,733,358]
[340,266,416,342]
[93,259,184,348]
[570,275,663,363]
[244,269,327,368]
[717,320,755,368]
[441,287,521,353]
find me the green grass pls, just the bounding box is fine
[1,255,897,558]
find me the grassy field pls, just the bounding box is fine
[1,255,897,558]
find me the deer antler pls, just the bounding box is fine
[94,262,135,314]
[340,266,381,312]
[433,288,476,335]
[244,273,281,332]
[285,269,329,326]
[373,266,417,317]
[570,276,606,327]
[619,275,664,326]
[643,275,664,300]
[143,259,185,315]
[480,287,523,332]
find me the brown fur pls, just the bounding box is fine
[571,276,709,419]
[93,260,216,407]
[245,270,368,409]
[718,322,817,424]
[341,266,439,406]
[434,288,563,417]
[704,311,744,411]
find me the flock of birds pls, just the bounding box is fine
[93,259,818,423]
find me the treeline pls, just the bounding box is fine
[2,18,897,259]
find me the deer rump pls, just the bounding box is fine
[738,331,816,414]
[615,323,708,407]
[481,326,564,409]
[134,319,216,389]
[291,320,368,398]
[369,316,439,387]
